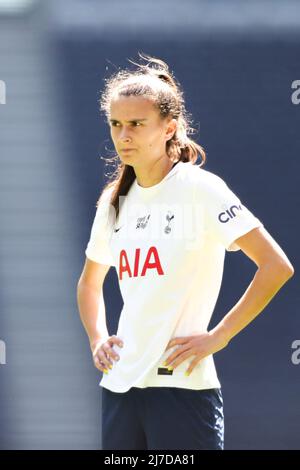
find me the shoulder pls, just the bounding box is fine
[181,162,228,193]
[97,183,116,207]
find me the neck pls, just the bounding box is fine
[134,157,177,188]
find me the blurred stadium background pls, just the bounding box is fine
[0,0,299,450]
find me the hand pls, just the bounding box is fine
[90,335,123,374]
[164,330,229,376]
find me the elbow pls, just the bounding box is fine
[280,257,295,280]
[284,263,295,280]
[270,259,295,283]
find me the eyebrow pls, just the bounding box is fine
[109,118,148,123]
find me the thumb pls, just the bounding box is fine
[109,335,124,348]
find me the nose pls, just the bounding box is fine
[119,127,132,143]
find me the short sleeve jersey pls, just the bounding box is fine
[85,161,263,393]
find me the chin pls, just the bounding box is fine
[118,156,135,166]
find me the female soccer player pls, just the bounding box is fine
[77,53,294,450]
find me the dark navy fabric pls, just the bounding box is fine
[101,386,224,450]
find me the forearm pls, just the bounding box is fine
[212,262,293,343]
[77,282,109,349]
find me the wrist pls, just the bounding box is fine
[89,336,105,351]
[210,322,232,347]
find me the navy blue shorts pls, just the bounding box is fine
[101,386,224,450]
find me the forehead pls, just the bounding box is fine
[109,96,158,120]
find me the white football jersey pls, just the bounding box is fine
[85,161,263,393]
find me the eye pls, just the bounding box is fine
[110,121,142,127]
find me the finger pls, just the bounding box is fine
[167,336,192,350]
[98,348,113,370]
[166,337,179,349]
[165,340,176,351]
[165,345,190,367]
[109,335,124,348]
[94,356,108,373]
[185,356,202,376]
[93,356,102,370]
[102,342,120,364]
[168,349,195,370]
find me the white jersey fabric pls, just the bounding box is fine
[85,161,263,393]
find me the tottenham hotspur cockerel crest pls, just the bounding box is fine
[164,211,174,234]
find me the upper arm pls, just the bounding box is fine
[78,257,110,291]
[234,226,294,275]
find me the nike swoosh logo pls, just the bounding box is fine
[114,226,122,232]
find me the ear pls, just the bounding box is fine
[165,118,177,141]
